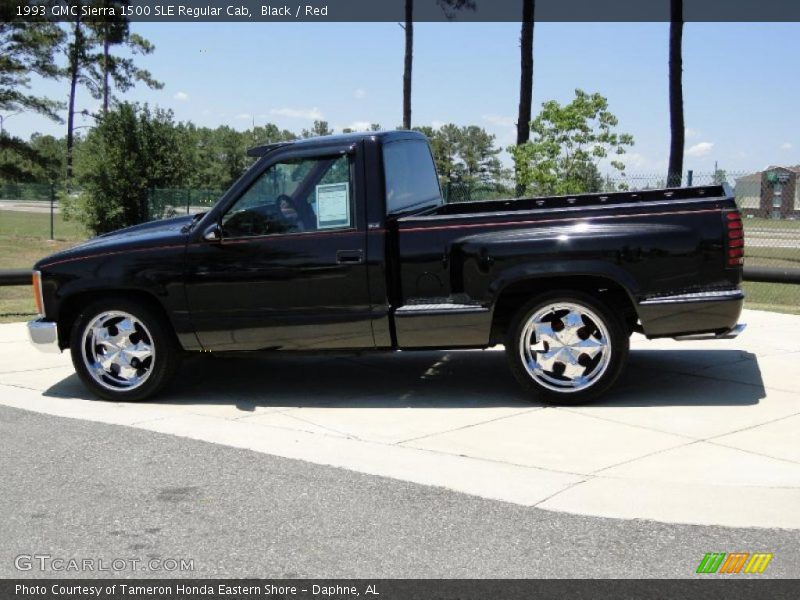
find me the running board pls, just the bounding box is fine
[672,323,746,341]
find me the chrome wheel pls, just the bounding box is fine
[518,302,611,393]
[81,311,155,392]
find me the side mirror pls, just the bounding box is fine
[203,223,222,242]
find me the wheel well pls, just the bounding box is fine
[490,276,637,344]
[56,289,172,349]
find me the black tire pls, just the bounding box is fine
[505,290,629,405]
[69,297,181,402]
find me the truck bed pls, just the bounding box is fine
[390,184,741,348]
[427,185,727,218]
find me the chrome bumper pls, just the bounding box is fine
[27,319,61,353]
[672,323,746,341]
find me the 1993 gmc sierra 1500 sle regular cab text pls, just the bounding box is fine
[27,130,745,404]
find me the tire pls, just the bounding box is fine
[69,297,181,402]
[505,290,629,405]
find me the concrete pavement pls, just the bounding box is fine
[1,308,799,529]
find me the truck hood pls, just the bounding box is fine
[35,214,194,269]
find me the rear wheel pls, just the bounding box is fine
[506,291,628,405]
[69,298,180,402]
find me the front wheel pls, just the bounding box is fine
[506,291,629,405]
[69,298,181,402]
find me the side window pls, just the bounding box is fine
[221,155,353,238]
[382,140,442,214]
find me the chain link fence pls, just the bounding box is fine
[0,184,225,239]
[2,171,798,314]
[146,187,224,221]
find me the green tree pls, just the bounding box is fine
[570,161,604,193]
[85,1,163,114]
[0,18,65,180]
[64,1,92,181]
[510,90,634,196]
[63,2,161,181]
[0,137,40,182]
[69,103,188,234]
[0,18,64,120]
[28,133,68,183]
[216,126,249,187]
[414,123,506,186]
[456,125,503,185]
[434,123,461,182]
[4,133,68,183]
[252,123,296,146]
[175,122,296,190]
[301,120,333,138]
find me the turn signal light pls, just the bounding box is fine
[32,270,44,317]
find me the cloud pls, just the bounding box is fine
[235,113,252,121]
[431,120,446,129]
[344,121,372,131]
[353,88,366,99]
[685,127,699,139]
[483,114,515,127]
[686,142,714,157]
[780,142,793,150]
[173,91,189,101]
[269,107,324,120]
[621,152,648,169]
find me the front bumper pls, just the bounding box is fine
[27,319,61,353]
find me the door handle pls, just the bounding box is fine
[336,250,364,264]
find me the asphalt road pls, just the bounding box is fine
[1,404,798,579]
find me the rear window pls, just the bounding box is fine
[382,140,442,214]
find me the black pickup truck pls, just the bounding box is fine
[28,130,745,404]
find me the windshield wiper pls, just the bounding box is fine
[182,212,206,233]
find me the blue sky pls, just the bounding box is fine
[7,21,800,176]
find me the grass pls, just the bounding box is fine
[742,217,800,230]
[744,247,800,269]
[0,209,797,322]
[0,210,85,323]
[0,208,86,241]
[742,282,800,315]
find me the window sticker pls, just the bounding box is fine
[316,182,351,229]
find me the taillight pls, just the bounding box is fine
[724,210,744,267]
[32,271,44,317]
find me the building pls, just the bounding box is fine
[735,165,800,219]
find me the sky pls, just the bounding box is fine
[6,21,800,177]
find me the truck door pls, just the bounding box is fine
[184,147,374,351]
